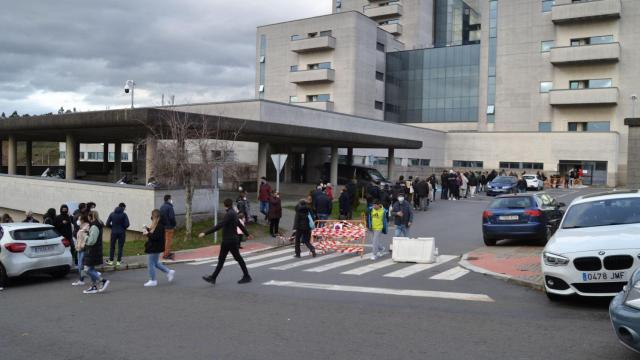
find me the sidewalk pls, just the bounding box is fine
[459,246,544,291]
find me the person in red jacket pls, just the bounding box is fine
[258,177,272,222]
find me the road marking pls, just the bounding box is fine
[262,281,494,303]
[190,248,293,266]
[429,266,470,281]
[247,253,309,269]
[271,253,343,270]
[341,258,396,275]
[383,255,458,278]
[304,255,369,273]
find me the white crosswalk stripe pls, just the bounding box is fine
[341,258,396,275]
[383,255,458,278]
[271,253,343,270]
[429,266,470,281]
[304,255,369,273]
[188,248,292,266]
[247,253,310,269]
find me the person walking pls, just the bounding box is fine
[159,195,176,260]
[82,211,110,294]
[468,172,478,198]
[416,178,429,211]
[268,191,282,237]
[440,171,448,200]
[429,175,438,202]
[22,211,39,223]
[391,193,413,237]
[71,214,90,287]
[258,177,272,222]
[142,209,175,287]
[367,200,388,260]
[339,187,351,220]
[314,189,332,223]
[55,204,76,263]
[43,208,56,225]
[200,199,253,286]
[105,203,130,266]
[293,199,317,258]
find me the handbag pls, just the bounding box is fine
[307,213,315,230]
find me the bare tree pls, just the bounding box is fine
[143,108,246,241]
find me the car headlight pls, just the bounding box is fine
[543,252,569,266]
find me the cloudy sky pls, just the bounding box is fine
[0,1,331,115]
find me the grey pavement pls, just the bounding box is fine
[1,187,634,360]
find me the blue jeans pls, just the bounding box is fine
[260,201,269,216]
[317,213,329,227]
[77,251,85,281]
[110,232,126,262]
[86,266,101,284]
[395,225,409,238]
[148,253,170,281]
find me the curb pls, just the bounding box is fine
[459,253,544,292]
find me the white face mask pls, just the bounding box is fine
[169,199,173,204]
[398,197,405,203]
[76,220,81,226]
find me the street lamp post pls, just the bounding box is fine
[124,80,136,109]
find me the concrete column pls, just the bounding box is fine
[131,144,138,176]
[114,142,122,180]
[347,147,354,166]
[284,152,293,183]
[387,148,395,181]
[102,143,109,173]
[0,139,4,173]
[25,141,32,176]
[257,142,269,192]
[7,136,17,175]
[625,118,640,189]
[145,136,157,183]
[330,146,339,187]
[65,134,76,180]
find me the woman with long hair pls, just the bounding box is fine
[143,209,175,287]
[83,211,110,294]
[72,214,91,287]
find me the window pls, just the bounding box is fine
[570,79,612,89]
[290,65,298,72]
[212,150,235,162]
[409,159,420,167]
[307,32,318,38]
[569,80,586,89]
[487,105,495,115]
[499,162,544,170]
[121,153,129,161]
[258,85,264,92]
[541,40,554,52]
[373,157,388,166]
[289,96,299,103]
[571,35,614,46]
[60,151,66,160]
[538,122,552,132]
[587,121,611,131]
[80,152,85,160]
[108,152,114,161]
[453,160,483,168]
[308,62,331,70]
[540,82,553,93]
[88,152,98,160]
[376,42,385,52]
[291,34,303,41]
[376,71,384,81]
[307,94,330,102]
[259,56,265,63]
[542,0,555,12]
[568,122,587,132]
[374,101,384,110]
[394,158,403,166]
[420,159,431,166]
[319,30,332,37]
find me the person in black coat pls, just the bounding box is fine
[54,204,76,263]
[293,199,317,258]
[199,199,253,286]
[143,209,175,287]
[339,188,351,220]
[268,191,282,237]
[106,203,131,265]
[43,208,56,225]
[22,211,39,223]
[314,191,332,222]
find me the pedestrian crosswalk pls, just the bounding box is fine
[186,248,466,281]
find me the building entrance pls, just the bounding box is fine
[558,160,607,186]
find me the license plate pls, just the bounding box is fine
[499,215,519,221]
[32,245,56,254]
[582,271,627,282]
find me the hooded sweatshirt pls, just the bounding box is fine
[106,206,130,235]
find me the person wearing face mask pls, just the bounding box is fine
[268,191,282,237]
[54,204,76,264]
[22,210,39,223]
[159,195,177,260]
[391,192,413,238]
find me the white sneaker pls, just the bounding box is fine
[71,280,85,286]
[98,279,110,292]
[144,280,158,287]
[167,270,175,283]
[370,255,377,261]
[83,286,98,294]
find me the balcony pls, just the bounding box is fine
[379,23,403,35]
[550,42,620,64]
[364,3,403,19]
[552,0,621,24]
[291,101,334,112]
[291,36,336,53]
[549,87,619,106]
[289,68,335,84]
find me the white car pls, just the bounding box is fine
[523,174,544,191]
[0,223,73,287]
[542,190,640,300]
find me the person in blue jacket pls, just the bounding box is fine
[105,202,130,266]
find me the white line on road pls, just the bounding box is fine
[429,266,470,281]
[304,255,369,273]
[270,253,343,270]
[341,258,397,275]
[383,255,458,278]
[189,248,293,266]
[247,253,309,269]
[262,280,494,303]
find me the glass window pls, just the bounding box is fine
[290,65,298,72]
[420,159,431,166]
[589,79,612,88]
[319,30,332,37]
[586,121,610,132]
[290,34,303,41]
[453,160,483,168]
[590,35,614,45]
[540,82,553,93]
[80,152,85,160]
[542,0,555,12]
[307,94,330,102]
[108,152,114,161]
[289,96,298,103]
[541,40,554,52]
[376,42,385,52]
[562,198,640,229]
[375,101,384,110]
[12,228,61,241]
[308,62,331,70]
[60,151,66,160]
[394,158,403,166]
[88,152,97,160]
[538,122,552,132]
[376,71,384,81]
[568,122,586,132]
[121,153,129,161]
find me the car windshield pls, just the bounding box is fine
[493,176,515,183]
[489,197,534,209]
[11,228,60,241]
[368,169,386,182]
[562,197,640,229]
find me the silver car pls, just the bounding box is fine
[0,223,73,287]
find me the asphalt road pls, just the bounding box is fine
[2,187,636,360]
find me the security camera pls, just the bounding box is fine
[631,94,638,101]
[124,85,130,94]
[124,80,134,94]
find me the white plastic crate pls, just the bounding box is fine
[391,237,437,264]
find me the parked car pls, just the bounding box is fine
[486,176,518,196]
[482,193,565,246]
[523,174,544,191]
[542,190,640,301]
[0,223,73,287]
[610,267,640,353]
[321,163,392,188]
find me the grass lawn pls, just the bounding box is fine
[102,218,271,258]
[285,201,368,220]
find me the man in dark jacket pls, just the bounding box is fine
[159,195,177,260]
[22,211,39,223]
[200,198,252,286]
[391,193,413,237]
[106,203,131,265]
[293,199,317,258]
[314,190,332,223]
[339,187,351,220]
[54,204,76,263]
[440,171,449,200]
[366,181,380,204]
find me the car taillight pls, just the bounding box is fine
[5,243,27,253]
[482,210,493,219]
[62,238,71,247]
[525,209,542,217]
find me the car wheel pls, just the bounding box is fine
[545,291,565,302]
[483,234,497,246]
[50,267,70,279]
[0,263,8,288]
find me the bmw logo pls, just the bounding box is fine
[598,251,606,256]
